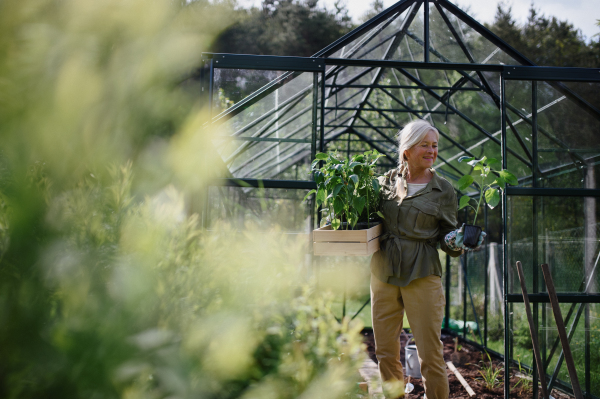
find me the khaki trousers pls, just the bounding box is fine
[371,273,449,399]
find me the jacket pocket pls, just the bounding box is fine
[411,200,439,234]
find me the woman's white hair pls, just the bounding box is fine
[397,119,439,169]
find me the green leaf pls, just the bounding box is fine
[486,158,501,167]
[316,187,326,206]
[376,211,385,219]
[458,156,475,163]
[353,196,367,216]
[372,178,380,194]
[332,184,344,199]
[493,177,506,189]
[348,162,361,170]
[329,176,342,186]
[329,154,343,164]
[331,218,341,230]
[333,197,345,215]
[458,195,471,210]
[485,188,500,208]
[302,189,316,202]
[499,170,518,186]
[468,156,486,167]
[315,152,328,160]
[458,175,474,191]
[314,171,324,185]
[349,174,359,185]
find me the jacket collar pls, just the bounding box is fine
[396,167,443,201]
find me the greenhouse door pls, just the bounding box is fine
[501,66,600,399]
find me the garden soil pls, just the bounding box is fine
[361,328,575,399]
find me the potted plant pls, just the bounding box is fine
[304,150,386,256]
[456,156,517,248]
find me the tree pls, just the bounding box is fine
[360,0,385,24]
[211,0,354,57]
[486,2,600,68]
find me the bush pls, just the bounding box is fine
[0,1,365,397]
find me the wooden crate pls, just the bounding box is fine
[313,223,382,256]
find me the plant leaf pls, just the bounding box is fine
[315,152,328,160]
[458,156,476,163]
[499,170,518,186]
[333,197,345,214]
[486,158,500,167]
[332,183,344,199]
[316,187,326,206]
[331,218,341,230]
[458,175,474,191]
[329,176,342,186]
[493,176,506,188]
[328,154,343,164]
[376,211,385,219]
[349,174,359,185]
[353,196,366,216]
[302,189,316,202]
[372,178,380,194]
[485,188,500,208]
[458,195,471,210]
[468,156,486,167]
[314,171,324,185]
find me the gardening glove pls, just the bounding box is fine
[474,230,487,249]
[444,224,486,252]
[443,225,463,251]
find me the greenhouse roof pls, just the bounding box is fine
[202,0,600,194]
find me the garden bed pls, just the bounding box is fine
[361,328,575,399]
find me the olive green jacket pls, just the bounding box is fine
[370,168,462,287]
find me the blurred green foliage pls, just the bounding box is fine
[0,0,365,397]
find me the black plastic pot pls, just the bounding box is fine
[463,224,482,248]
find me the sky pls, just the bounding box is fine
[238,0,600,43]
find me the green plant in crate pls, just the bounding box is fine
[304,150,386,230]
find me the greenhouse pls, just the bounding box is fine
[200,0,600,397]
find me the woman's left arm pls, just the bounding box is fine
[438,189,463,257]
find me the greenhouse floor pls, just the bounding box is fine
[359,329,575,399]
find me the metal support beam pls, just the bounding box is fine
[397,67,533,168]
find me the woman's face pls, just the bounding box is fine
[404,130,438,170]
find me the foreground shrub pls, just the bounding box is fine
[0,0,365,397]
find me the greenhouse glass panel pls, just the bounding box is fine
[507,195,600,295]
[212,70,319,180]
[428,2,470,64]
[504,79,600,189]
[535,81,600,189]
[331,10,409,60]
[207,186,312,234]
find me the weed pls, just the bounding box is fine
[477,351,503,391]
[513,356,532,393]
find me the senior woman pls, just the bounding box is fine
[370,119,481,399]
